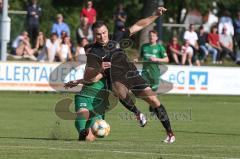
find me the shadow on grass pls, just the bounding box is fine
[0,136,76,141]
[0,136,119,142]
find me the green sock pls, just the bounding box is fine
[75,116,87,133]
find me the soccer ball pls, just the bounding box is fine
[92,120,110,137]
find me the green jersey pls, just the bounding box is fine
[141,43,167,91]
[78,78,107,97]
[75,78,108,112]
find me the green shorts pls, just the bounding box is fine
[75,94,105,129]
[142,69,160,91]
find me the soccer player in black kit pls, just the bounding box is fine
[84,7,175,143]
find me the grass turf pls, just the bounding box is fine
[0,92,240,159]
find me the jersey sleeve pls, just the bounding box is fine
[159,45,167,58]
[86,53,102,69]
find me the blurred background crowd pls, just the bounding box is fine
[1,0,240,66]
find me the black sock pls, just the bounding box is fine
[79,129,89,141]
[153,104,172,133]
[119,95,140,115]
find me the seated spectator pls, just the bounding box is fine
[181,40,194,65]
[11,31,36,60]
[76,17,93,43]
[167,36,181,64]
[233,11,240,50]
[38,32,60,62]
[33,31,46,55]
[198,25,218,63]
[75,37,89,64]
[51,14,70,38]
[208,25,222,64]
[60,31,68,41]
[183,24,199,54]
[57,36,72,62]
[219,26,236,63]
[218,10,234,37]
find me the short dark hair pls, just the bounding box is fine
[199,25,204,30]
[189,24,194,29]
[92,21,107,31]
[51,32,58,37]
[149,30,158,35]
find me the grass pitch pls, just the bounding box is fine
[0,92,240,159]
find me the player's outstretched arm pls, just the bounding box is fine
[64,73,103,89]
[129,7,167,36]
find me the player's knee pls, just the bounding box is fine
[76,108,90,119]
[146,96,161,108]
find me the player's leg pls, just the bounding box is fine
[112,81,147,127]
[75,95,96,141]
[181,52,187,65]
[142,68,160,113]
[151,68,160,92]
[134,86,175,143]
[85,114,102,140]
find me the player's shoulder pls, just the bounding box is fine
[156,44,166,51]
[142,43,151,48]
[85,43,105,58]
[156,43,165,48]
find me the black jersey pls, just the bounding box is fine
[86,28,148,90]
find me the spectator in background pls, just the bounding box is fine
[208,25,221,64]
[197,25,217,63]
[183,24,201,66]
[0,0,3,13]
[76,17,93,43]
[167,36,181,65]
[11,31,36,60]
[51,14,70,38]
[219,26,236,63]
[233,11,240,50]
[218,10,234,37]
[80,1,97,26]
[57,36,72,62]
[203,10,218,33]
[183,24,199,54]
[181,40,194,65]
[113,3,127,33]
[33,31,45,56]
[45,32,60,62]
[60,31,67,42]
[26,0,42,46]
[113,3,127,41]
[75,37,89,63]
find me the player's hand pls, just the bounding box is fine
[150,57,158,62]
[102,62,111,70]
[155,7,167,16]
[64,80,79,89]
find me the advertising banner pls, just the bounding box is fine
[0,62,240,95]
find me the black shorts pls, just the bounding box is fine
[113,74,149,95]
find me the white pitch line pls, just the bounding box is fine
[0,145,239,159]
[89,142,240,149]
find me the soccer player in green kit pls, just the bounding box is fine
[64,73,109,141]
[140,30,169,115]
[141,30,169,92]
